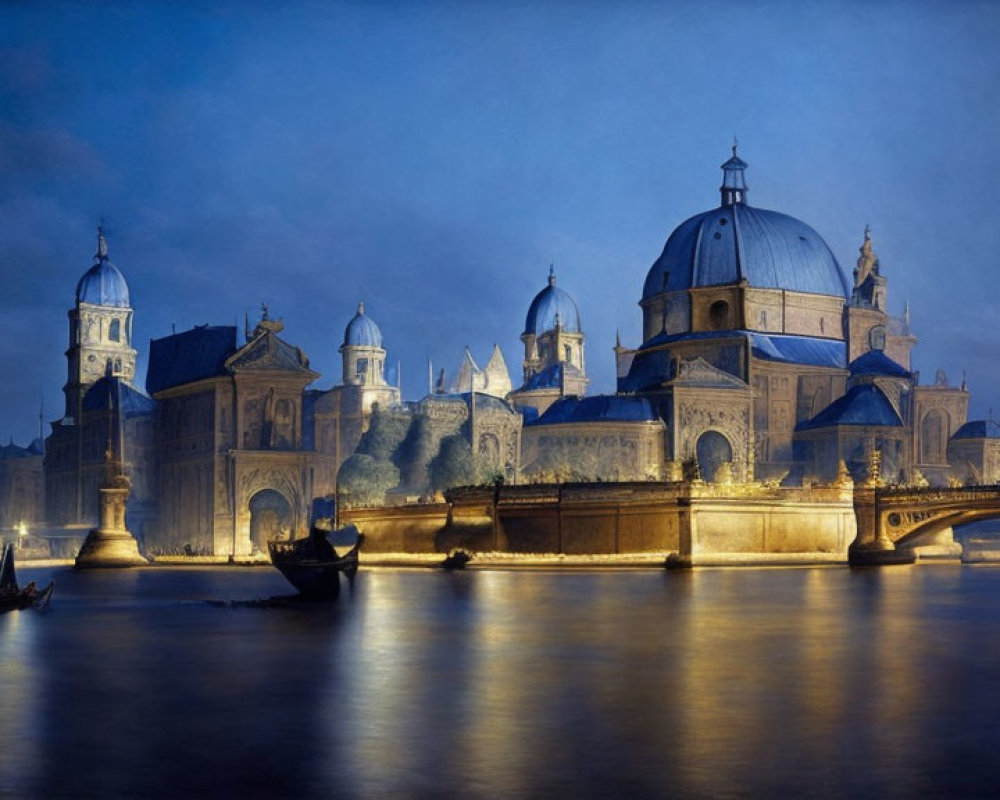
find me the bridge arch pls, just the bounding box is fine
[873,488,1000,549]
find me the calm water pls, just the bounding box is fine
[2,564,1000,799]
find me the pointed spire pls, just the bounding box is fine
[720,140,748,207]
[358,301,365,315]
[615,328,621,348]
[903,300,911,334]
[548,264,556,287]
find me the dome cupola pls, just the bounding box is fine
[343,302,383,348]
[524,266,582,335]
[75,226,131,307]
[642,148,849,301]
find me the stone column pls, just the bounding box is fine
[75,473,148,568]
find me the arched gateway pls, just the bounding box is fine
[249,489,293,552]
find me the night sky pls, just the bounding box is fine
[3,1,999,446]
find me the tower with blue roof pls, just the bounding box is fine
[509,266,589,416]
[64,226,137,420]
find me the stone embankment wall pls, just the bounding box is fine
[342,481,857,564]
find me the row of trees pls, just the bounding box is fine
[337,408,498,506]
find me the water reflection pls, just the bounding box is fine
[3,564,1000,798]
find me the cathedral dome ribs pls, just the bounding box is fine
[523,265,582,336]
[642,147,849,306]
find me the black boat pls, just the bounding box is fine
[268,526,363,599]
[0,543,54,613]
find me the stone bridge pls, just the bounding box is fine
[850,483,1000,565]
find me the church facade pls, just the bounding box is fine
[16,147,1000,555]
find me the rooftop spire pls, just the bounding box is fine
[95,222,109,262]
[720,140,748,207]
[358,301,365,315]
[548,264,556,287]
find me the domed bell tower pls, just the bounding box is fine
[64,227,136,421]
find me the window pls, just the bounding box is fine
[709,300,729,330]
[563,344,572,364]
[109,319,120,342]
[356,358,368,378]
[868,325,887,351]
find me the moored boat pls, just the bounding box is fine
[0,543,54,613]
[268,526,363,599]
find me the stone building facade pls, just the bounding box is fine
[32,146,1000,557]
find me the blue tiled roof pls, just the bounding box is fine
[849,349,910,378]
[796,384,902,431]
[343,303,383,348]
[82,376,156,418]
[146,325,238,395]
[952,420,1000,440]
[524,269,581,335]
[526,395,660,426]
[642,203,849,300]
[617,347,677,393]
[76,230,130,307]
[522,362,585,391]
[621,330,844,393]
[750,333,846,369]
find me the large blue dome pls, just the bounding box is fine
[343,302,383,347]
[643,151,849,300]
[524,268,581,335]
[75,230,130,307]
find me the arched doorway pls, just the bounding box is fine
[249,489,293,553]
[696,430,732,482]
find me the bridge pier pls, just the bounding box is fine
[848,484,915,567]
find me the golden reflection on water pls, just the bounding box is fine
[0,609,40,788]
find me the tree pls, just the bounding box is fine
[428,434,485,491]
[395,412,437,491]
[337,453,400,507]
[356,406,411,462]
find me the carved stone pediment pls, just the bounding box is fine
[669,357,748,389]
[226,331,318,378]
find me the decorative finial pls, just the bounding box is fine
[548,264,556,286]
[732,136,738,157]
[358,301,365,315]
[260,302,269,321]
[95,221,109,261]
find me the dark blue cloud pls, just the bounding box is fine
[1,1,999,444]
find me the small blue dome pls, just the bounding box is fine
[76,230,130,307]
[643,151,849,300]
[524,268,581,335]
[343,302,383,347]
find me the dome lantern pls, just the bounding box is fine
[720,139,748,207]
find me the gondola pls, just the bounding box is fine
[0,543,54,613]
[267,526,364,600]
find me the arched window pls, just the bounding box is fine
[563,344,572,364]
[109,319,120,342]
[709,300,729,330]
[920,409,948,464]
[696,430,733,482]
